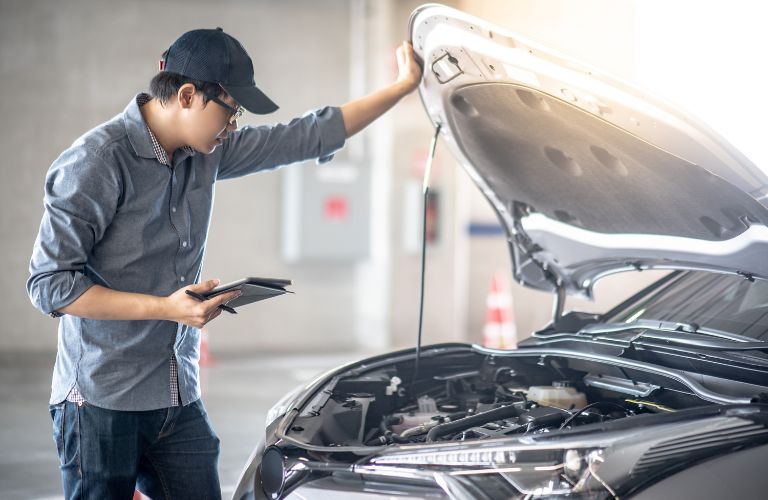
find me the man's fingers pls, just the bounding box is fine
[213,289,241,307]
[188,278,221,293]
[200,278,222,291]
[197,305,223,328]
[396,44,406,67]
[396,41,422,83]
[177,280,237,328]
[204,308,222,325]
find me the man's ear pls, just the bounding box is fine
[177,83,197,109]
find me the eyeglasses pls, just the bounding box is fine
[210,95,244,125]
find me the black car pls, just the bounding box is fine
[233,4,768,499]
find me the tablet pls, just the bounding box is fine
[207,277,292,295]
[204,277,293,309]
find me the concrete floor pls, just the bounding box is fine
[0,351,361,499]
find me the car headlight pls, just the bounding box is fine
[368,446,613,498]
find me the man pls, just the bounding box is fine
[27,27,422,499]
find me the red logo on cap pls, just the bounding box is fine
[159,50,168,71]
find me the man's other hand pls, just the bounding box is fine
[395,41,422,94]
[165,279,242,329]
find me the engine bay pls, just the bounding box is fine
[284,348,714,449]
[360,373,643,446]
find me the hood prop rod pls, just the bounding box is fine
[551,277,565,326]
[511,203,567,326]
[413,122,442,393]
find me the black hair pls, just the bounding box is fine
[148,71,223,106]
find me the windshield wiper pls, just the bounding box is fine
[580,319,752,341]
[580,320,768,351]
[626,330,768,352]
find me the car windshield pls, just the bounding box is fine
[608,271,768,341]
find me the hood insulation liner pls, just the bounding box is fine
[447,82,768,242]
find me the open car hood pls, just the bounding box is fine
[410,4,768,297]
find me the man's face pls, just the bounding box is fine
[182,89,240,154]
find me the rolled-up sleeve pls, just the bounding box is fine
[216,105,347,180]
[27,146,120,315]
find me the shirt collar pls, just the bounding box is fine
[124,93,196,165]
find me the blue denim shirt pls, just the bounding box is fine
[27,94,346,411]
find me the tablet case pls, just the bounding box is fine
[203,277,293,309]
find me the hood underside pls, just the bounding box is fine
[410,4,768,296]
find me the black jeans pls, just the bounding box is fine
[49,398,221,499]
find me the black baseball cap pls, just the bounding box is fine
[161,27,279,115]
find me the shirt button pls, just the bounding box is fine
[180,276,185,282]
[182,241,188,247]
[172,207,177,213]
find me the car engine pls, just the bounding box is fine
[286,351,677,448]
[359,371,643,446]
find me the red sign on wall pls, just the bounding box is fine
[324,195,348,221]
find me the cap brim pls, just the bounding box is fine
[221,83,279,115]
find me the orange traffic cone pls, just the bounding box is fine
[199,328,215,367]
[482,272,518,349]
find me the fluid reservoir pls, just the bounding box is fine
[390,397,440,434]
[527,381,587,410]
